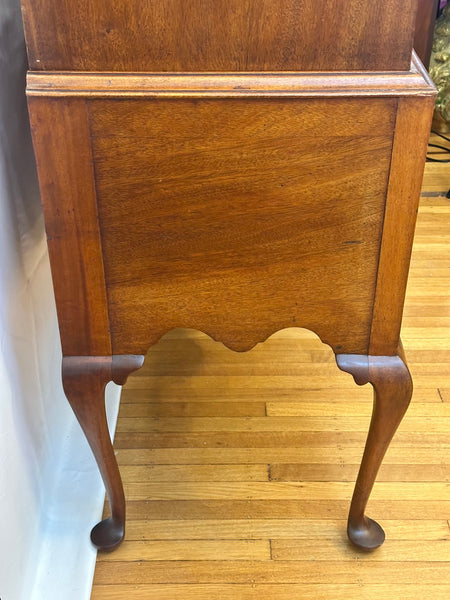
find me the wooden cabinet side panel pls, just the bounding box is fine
[28,97,111,356]
[20,0,417,73]
[88,97,397,356]
[369,96,435,355]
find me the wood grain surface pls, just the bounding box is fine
[25,59,434,99]
[21,0,417,72]
[27,97,111,356]
[89,97,396,355]
[369,96,435,354]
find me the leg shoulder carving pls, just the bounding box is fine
[336,353,412,391]
[63,354,144,389]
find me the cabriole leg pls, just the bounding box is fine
[62,355,144,551]
[336,352,412,550]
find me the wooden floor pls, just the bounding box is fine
[91,143,450,599]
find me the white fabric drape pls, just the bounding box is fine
[0,2,121,598]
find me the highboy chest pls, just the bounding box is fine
[20,0,436,551]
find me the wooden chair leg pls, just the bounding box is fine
[336,352,412,550]
[62,355,144,551]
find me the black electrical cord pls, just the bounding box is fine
[433,130,450,144]
[427,130,450,163]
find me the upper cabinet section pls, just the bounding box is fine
[21,0,418,73]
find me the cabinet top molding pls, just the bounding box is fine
[21,0,418,73]
[26,56,435,99]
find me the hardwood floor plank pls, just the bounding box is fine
[119,401,266,417]
[120,385,438,402]
[271,539,450,561]
[97,539,270,562]
[124,375,365,390]
[91,583,450,600]
[115,415,450,434]
[120,387,375,403]
[120,499,450,521]
[121,481,450,501]
[114,446,450,466]
[265,400,448,417]
[269,463,450,482]
[119,464,269,482]
[122,518,449,541]
[93,560,450,585]
[123,373,450,389]
[113,430,450,449]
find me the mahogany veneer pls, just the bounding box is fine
[21,0,436,552]
[21,0,417,72]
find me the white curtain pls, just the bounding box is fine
[0,1,63,597]
[0,2,120,598]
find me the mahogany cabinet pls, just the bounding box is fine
[20,0,436,551]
